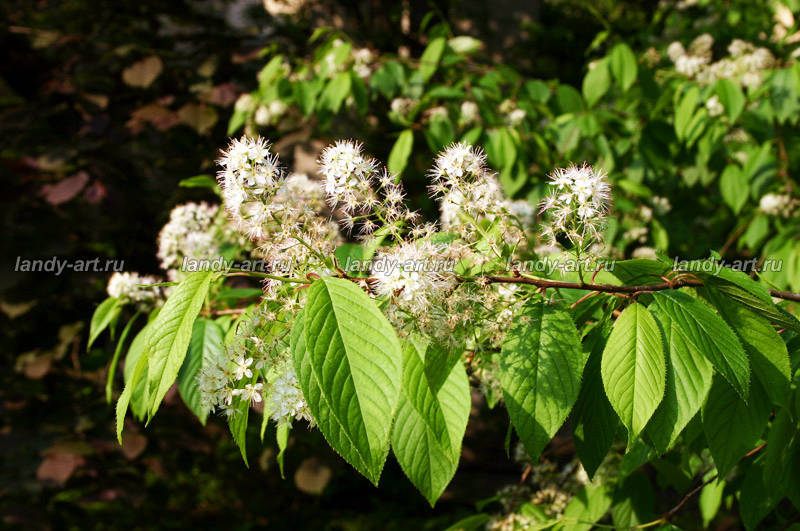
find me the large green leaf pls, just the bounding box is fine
[559,484,612,531]
[227,380,254,466]
[391,338,470,505]
[609,43,638,91]
[88,296,122,349]
[144,271,217,418]
[650,291,749,400]
[387,129,414,176]
[582,58,610,107]
[705,290,791,407]
[177,318,226,425]
[105,312,140,403]
[601,303,665,445]
[417,37,446,83]
[644,293,715,453]
[702,376,770,479]
[573,324,618,479]
[292,277,402,485]
[714,78,745,121]
[704,276,800,333]
[498,298,584,461]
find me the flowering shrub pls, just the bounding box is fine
[78,1,800,528]
[89,130,800,528]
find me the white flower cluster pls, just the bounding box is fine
[372,240,456,315]
[431,143,535,250]
[390,97,416,116]
[760,192,797,217]
[157,202,221,277]
[352,47,374,79]
[459,101,479,125]
[539,164,611,250]
[217,136,285,240]
[254,100,287,127]
[106,272,161,307]
[266,358,312,426]
[668,35,775,88]
[198,310,312,428]
[318,139,418,238]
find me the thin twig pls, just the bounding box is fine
[478,275,800,303]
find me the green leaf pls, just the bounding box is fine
[601,303,665,445]
[145,271,217,418]
[702,376,770,479]
[391,337,470,505]
[227,387,252,466]
[714,78,745,121]
[559,485,612,531]
[556,85,584,113]
[105,312,140,403]
[705,290,791,407]
[498,298,585,461]
[609,43,638,91]
[176,318,225,425]
[739,456,779,530]
[276,422,289,478]
[319,71,352,113]
[294,78,322,117]
[651,291,749,400]
[418,37,447,83]
[123,322,154,420]
[644,293,714,453]
[699,474,725,528]
[611,471,655,528]
[227,108,248,136]
[292,277,402,485]
[675,85,699,140]
[763,407,795,498]
[387,129,414,176]
[573,325,618,479]
[704,276,800,333]
[720,165,748,213]
[116,346,148,443]
[582,59,611,107]
[88,297,122,349]
[178,174,218,191]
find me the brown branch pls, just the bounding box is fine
[479,275,800,303]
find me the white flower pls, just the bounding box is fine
[317,140,377,213]
[106,272,161,305]
[390,97,416,115]
[632,246,658,260]
[460,101,479,124]
[217,136,285,239]
[233,355,254,380]
[706,95,724,117]
[760,193,797,217]
[506,108,526,126]
[267,360,312,425]
[651,196,672,215]
[372,241,455,314]
[233,382,263,404]
[254,105,271,125]
[268,99,287,117]
[539,164,611,250]
[429,142,488,190]
[157,202,220,272]
[234,94,255,113]
[667,41,686,62]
